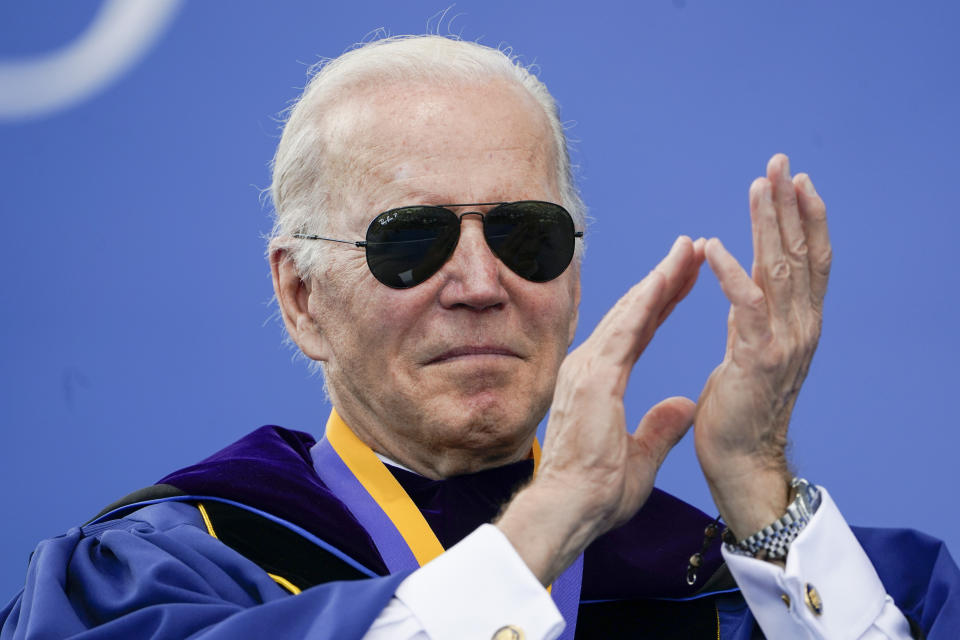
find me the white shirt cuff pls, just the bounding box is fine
[722,487,912,639]
[392,523,565,640]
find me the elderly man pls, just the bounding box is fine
[2,36,956,639]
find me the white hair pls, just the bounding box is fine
[268,34,586,276]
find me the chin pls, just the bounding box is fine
[432,392,543,452]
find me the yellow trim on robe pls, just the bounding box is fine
[198,502,302,595]
[267,573,303,595]
[197,502,217,538]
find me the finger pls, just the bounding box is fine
[655,265,700,327]
[590,236,699,366]
[706,238,772,344]
[631,396,696,468]
[693,236,707,260]
[651,235,698,287]
[793,173,831,306]
[767,154,811,298]
[656,237,707,326]
[749,177,793,319]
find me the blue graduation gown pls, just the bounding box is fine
[0,500,408,639]
[2,426,957,638]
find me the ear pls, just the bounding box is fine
[269,243,329,362]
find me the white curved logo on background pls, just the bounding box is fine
[0,0,182,121]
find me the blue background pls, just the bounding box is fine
[1,1,957,600]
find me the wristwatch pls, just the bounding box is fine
[723,478,822,560]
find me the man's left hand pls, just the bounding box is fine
[695,153,832,541]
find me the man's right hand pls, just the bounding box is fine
[497,235,706,585]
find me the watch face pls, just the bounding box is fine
[794,479,821,518]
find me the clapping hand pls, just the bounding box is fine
[694,153,831,540]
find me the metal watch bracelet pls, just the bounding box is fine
[722,478,822,560]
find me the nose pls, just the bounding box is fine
[436,213,508,311]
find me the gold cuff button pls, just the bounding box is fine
[804,583,823,615]
[492,625,525,640]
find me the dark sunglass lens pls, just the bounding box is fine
[365,207,459,288]
[484,202,576,282]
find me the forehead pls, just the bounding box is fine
[322,78,559,228]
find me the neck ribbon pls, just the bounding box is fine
[312,409,583,639]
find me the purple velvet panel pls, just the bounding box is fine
[157,426,724,600]
[386,462,533,549]
[392,461,724,599]
[157,426,389,575]
[585,489,725,599]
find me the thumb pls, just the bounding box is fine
[632,396,696,469]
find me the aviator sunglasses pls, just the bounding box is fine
[294,201,584,289]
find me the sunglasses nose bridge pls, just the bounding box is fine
[443,210,502,274]
[452,210,489,251]
[458,209,500,247]
[457,210,485,224]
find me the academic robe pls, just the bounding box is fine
[2,425,957,638]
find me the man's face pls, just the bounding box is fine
[297,78,580,477]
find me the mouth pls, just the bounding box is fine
[426,345,522,365]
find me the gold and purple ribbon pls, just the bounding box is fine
[313,409,583,638]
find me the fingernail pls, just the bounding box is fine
[780,156,791,180]
[763,182,773,202]
[803,176,817,196]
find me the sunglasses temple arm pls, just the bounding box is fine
[292,233,366,248]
